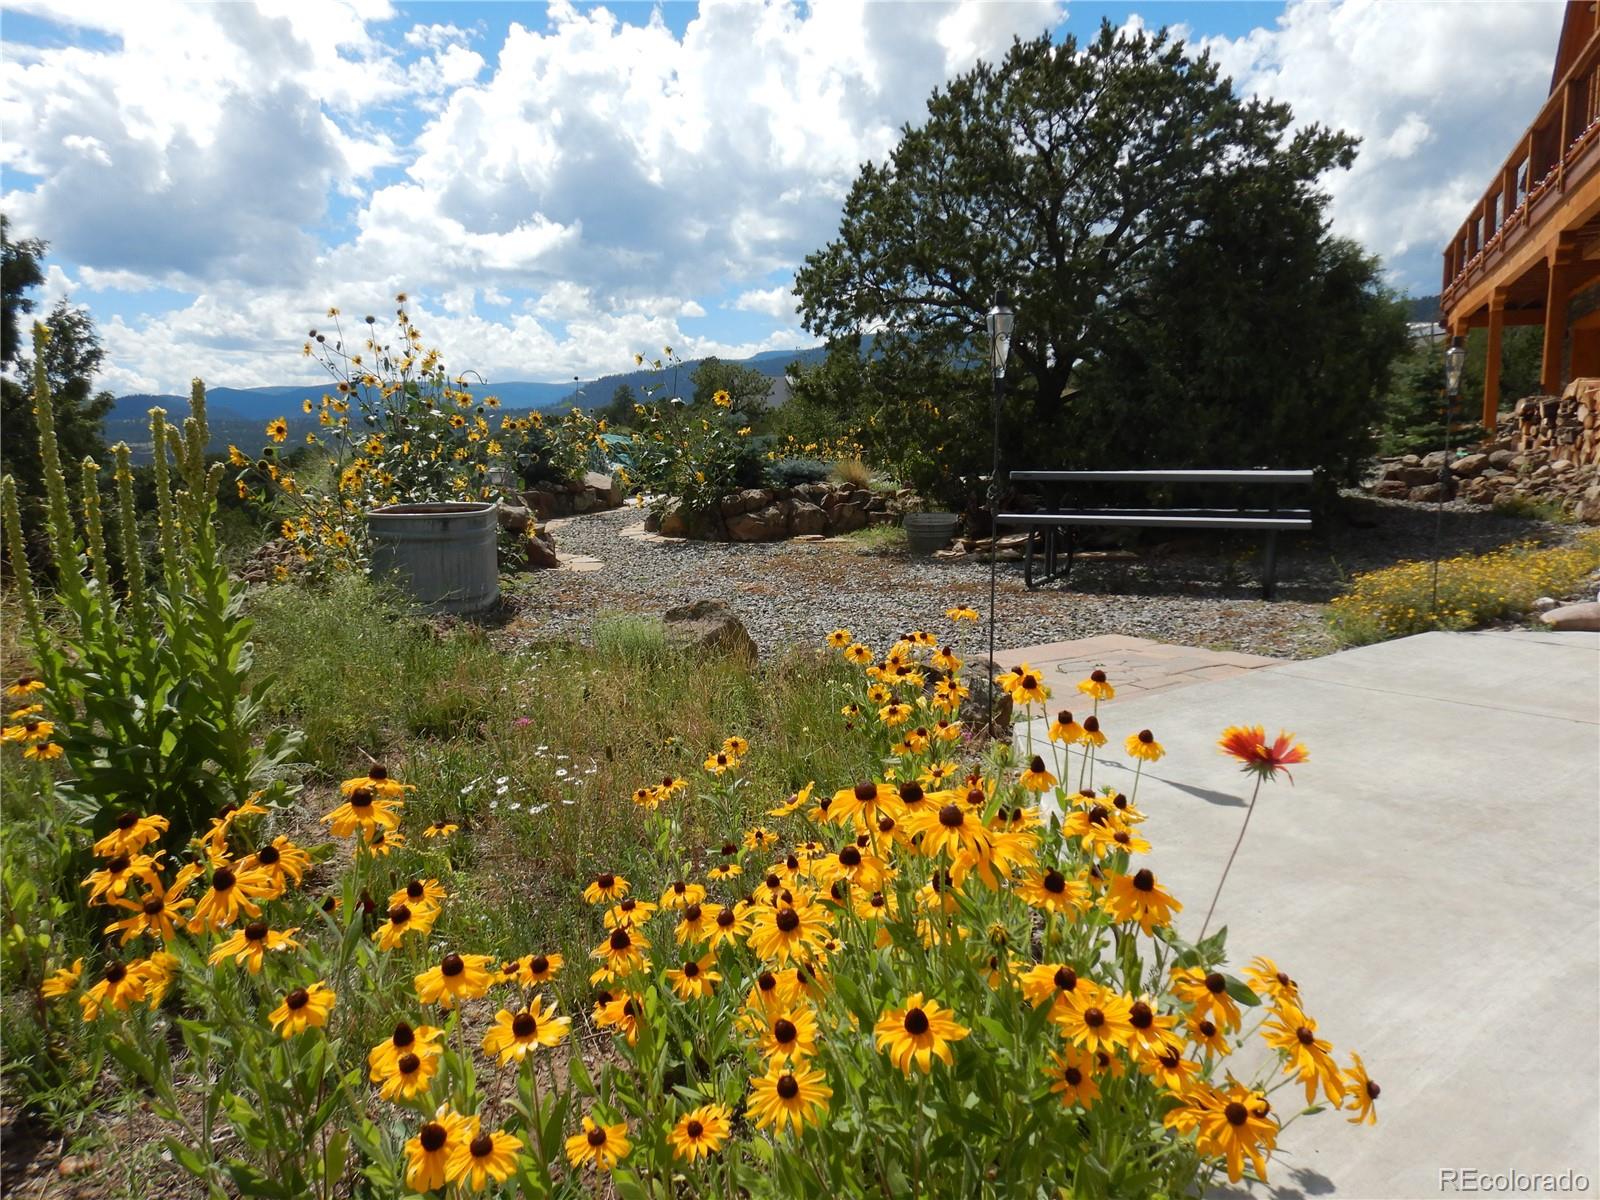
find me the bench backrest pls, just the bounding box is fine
[1010,469,1314,485]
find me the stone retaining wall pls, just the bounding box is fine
[644,483,909,541]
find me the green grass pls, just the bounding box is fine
[1490,492,1573,523]
[840,524,907,555]
[591,612,671,666]
[244,575,877,1012]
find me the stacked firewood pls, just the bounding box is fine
[1515,379,1600,465]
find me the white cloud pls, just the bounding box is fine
[1199,0,1564,292]
[733,286,799,321]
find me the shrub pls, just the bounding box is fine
[842,524,908,556]
[766,457,832,488]
[829,457,873,488]
[625,348,768,519]
[1490,492,1571,523]
[1328,532,1600,645]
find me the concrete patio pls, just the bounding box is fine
[1014,629,1600,1199]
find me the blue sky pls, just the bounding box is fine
[0,0,1566,392]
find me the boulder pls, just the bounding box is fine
[1408,483,1447,502]
[570,491,598,514]
[727,504,788,541]
[828,501,867,533]
[849,488,875,509]
[520,488,556,520]
[659,506,690,539]
[866,510,899,526]
[720,488,773,518]
[1400,454,1422,467]
[1539,601,1600,632]
[1488,449,1516,469]
[1383,464,1437,487]
[662,600,757,664]
[498,504,534,532]
[1451,453,1489,476]
[524,534,559,570]
[790,501,828,536]
[1372,479,1410,499]
[1532,596,1559,612]
[1422,450,1447,469]
[584,470,622,506]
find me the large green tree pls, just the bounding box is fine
[793,24,1406,505]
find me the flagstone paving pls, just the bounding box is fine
[994,633,1286,697]
[1015,629,1600,1200]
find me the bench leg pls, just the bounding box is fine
[1262,529,1278,600]
[1023,529,1036,589]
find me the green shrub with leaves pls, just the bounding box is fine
[0,323,301,848]
[625,348,767,522]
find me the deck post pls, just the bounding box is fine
[1484,290,1506,432]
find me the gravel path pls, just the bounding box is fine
[498,492,1578,661]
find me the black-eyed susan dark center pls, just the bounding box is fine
[1132,869,1155,892]
[398,1052,421,1074]
[1054,966,1077,991]
[441,953,465,976]
[470,1134,494,1158]
[392,1022,415,1047]
[938,804,964,828]
[513,1012,537,1037]
[775,908,800,932]
[776,1074,799,1099]
[419,1122,448,1151]
[1043,870,1067,894]
[285,988,310,1010]
[773,1018,797,1045]
[1225,1102,1248,1126]
[903,1007,930,1035]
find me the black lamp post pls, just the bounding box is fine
[1430,335,1467,614]
[985,291,1014,729]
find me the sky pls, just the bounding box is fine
[0,0,1569,394]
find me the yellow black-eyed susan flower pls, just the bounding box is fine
[414,952,494,1008]
[665,956,720,1000]
[667,1103,731,1162]
[404,1109,469,1191]
[268,980,336,1037]
[1102,868,1182,935]
[448,1120,523,1189]
[564,1114,630,1171]
[208,921,301,974]
[40,958,83,1000]
[583,873,629,904]
[873,993,968,1073]
[1077,669,1114,701]
[747,1061,831,1134]
[1048,1046,1102,1108]
[482,996,571,1064]
[368,1021,444,1081]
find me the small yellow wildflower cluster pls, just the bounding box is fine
[1329,532,1600,645]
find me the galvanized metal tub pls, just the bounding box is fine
[366,501,499,614]
[903,511,960,557]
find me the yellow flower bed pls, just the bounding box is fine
[1328,532,1600,646]
[15,624,1383,1199]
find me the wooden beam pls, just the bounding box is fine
[1541,236,1582,392]
[1484,290,1506,432]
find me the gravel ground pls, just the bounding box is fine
[498,492,1581,661]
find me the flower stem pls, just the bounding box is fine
[1198,774,1264,942]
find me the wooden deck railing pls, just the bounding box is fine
[1441,30,1600,309]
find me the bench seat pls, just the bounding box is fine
[997,468,1316,597]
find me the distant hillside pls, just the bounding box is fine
[107,343,834,460]
[1407,294,1441,323]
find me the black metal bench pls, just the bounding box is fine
[997,469,1315,599]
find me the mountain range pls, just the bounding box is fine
[106,344,832,459]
